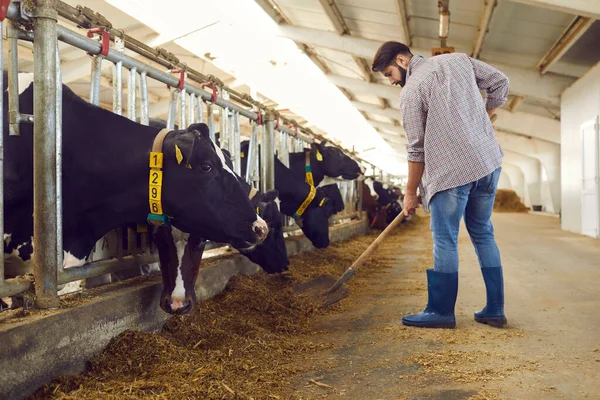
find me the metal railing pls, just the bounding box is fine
[0,0,367,305]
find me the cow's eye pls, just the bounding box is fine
[199,163,213,172]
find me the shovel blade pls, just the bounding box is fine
[292,275,350,308]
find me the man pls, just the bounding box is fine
[372,42,509,329]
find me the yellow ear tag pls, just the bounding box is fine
[316,150,323,162]
[175,144,184,165]
[319,198,326,206]
[241,152,245,158]
[186,164,192,169]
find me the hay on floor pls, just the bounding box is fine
[494,189,528,213]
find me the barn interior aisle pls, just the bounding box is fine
[28,211,600,400]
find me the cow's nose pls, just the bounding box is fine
[252,217,269,243]
[168,298,192,314]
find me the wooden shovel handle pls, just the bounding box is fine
[324,210,406,294]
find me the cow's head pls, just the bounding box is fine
[161,123,268,250]
[312,141,362,180]
[241,189,290,273]
[154,226,205,315]
[281,189,335,249]
[319,183,345,214]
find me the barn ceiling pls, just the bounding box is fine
[5,0,600,176]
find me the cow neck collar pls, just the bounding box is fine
[304,150,314,186]
[147,128,172,226]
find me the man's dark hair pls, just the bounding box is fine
[371,41,413,72]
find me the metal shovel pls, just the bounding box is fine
[292,211,407,308]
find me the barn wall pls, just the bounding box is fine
[560,62,600,234]
[0,218,368,400]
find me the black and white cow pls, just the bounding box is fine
[152,167,289,314]
[288,141,363,187]
[2,73,268,283]
[239,141,339,248]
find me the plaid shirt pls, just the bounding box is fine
[399,53,509,211]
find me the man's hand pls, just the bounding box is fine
[403,192,421,216]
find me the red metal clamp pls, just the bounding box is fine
[252,110,263,125]
[86,28,110,57]
[200,82,218,103]
[288,123,299,137]
[0,0,11,21]
[166,69,185,91]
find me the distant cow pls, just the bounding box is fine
[2,73,267,293]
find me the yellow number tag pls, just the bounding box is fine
[316,150,323,162]
[149,170,163,187]
[149,184,162,201]
[241,152,245,158]
[150,152,163,168]
[149,199,163,215]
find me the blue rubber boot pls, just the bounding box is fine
[402,269,458,329]
[474,267,507,328]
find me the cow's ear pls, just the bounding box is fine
[166,131,198,168]
[187,123,210,139]
[264,189,279,202]
[311,142,325,162]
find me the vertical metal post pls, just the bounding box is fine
[33,0,60,308]
[127,67,137,121]
[233,111,241,175]
[139,71,149,125]
[166,89,178,130]
[179,88,187,129]
[262,112,275,192]
[112,62,122,115]
[246,121,259,186]
[196,96,204,124]
[207,103,215,141]
[357,180,363,219]
[112,36,124,116]
[219,106,228,149]
[7,21,20,136]
[89,56,102,106]
[188,93,196,124]
[228,110,236,168]
[55,44,63,271]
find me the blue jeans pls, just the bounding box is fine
[429,168,502,273]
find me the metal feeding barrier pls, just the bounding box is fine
[0,0,368,307]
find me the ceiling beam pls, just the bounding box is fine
[508,0,600,19]
[508,95,525,112]
[319,0,350,34]
[351,101,400,120]
[537,16,595,74]
[317,0,400,123]
[354,100,558,144]
[329,61,573,107]
[277,25,575,105]
[328,74,401,101]
[394,0,412,45]
[472,0,498,58]
[276,24,429,59]
[369,120,407,137]
[494,109,560,144]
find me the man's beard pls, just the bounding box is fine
[393,63,407,87]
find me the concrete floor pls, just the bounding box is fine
[289,212,600,399]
